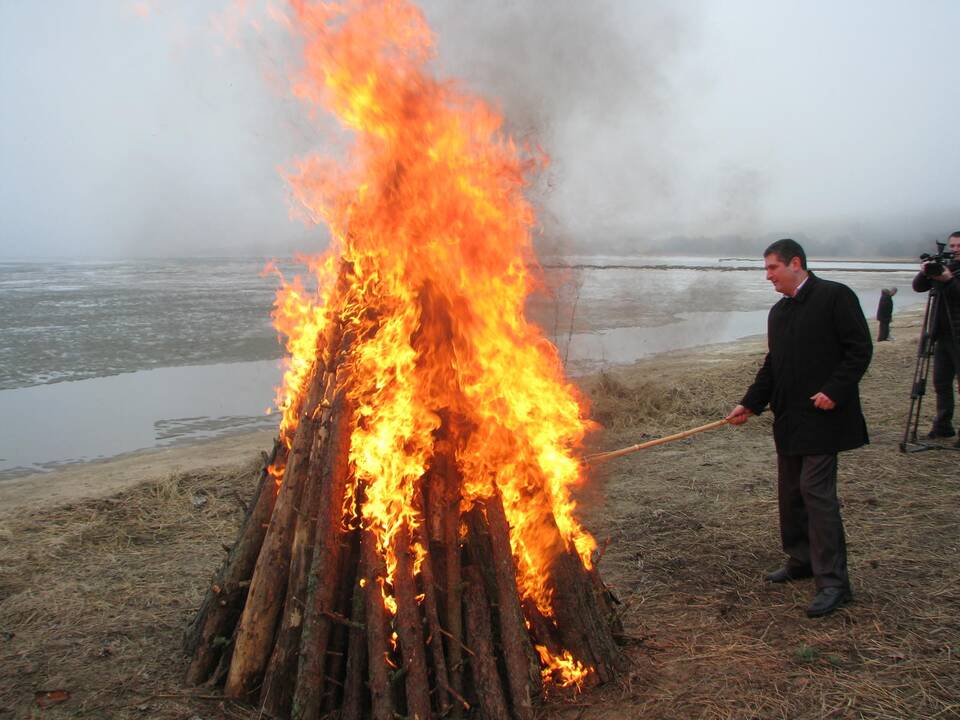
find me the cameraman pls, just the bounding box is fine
[912,231,960,443]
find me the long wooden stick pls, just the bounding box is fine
[585,418,730,464]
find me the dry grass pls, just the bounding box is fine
[0,464,265,719]
[569,310,960,719]
[1,310,958,719]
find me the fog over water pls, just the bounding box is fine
[1,1,958,259]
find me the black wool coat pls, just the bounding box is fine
[876,292,893,322]
[741,273,873,456]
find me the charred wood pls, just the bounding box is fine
[462,564,511,720]
[480,494,541,719]
[339,563,368,720]
[413,522,452,716]
[439,455,464,718]
[548,547,625,684]
[361,526,394,720]
[289,388,354,720]
[392,523,433,720]
[322,529,362,716]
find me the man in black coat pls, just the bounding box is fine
[727,239,873,618]
[875,287,896,342]
[911,231,960,442]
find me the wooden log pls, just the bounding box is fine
[321,528,362,716]
[289,387,354,720]
[425,466,445,547]
[423,409,454,549]
[548,547,625,684]
[498,505,622,685]
[339,554,368,720]
[481,494,541,719]
[462,504,498,605]
[361,525,393,720]
[392,523,433,720]
[412,522,452,716]
[462,564,511,720]
[184,439,284,684]
[520,597,563,660]
[182,440,278,658]
[586,563,625,644]
[223,353,334,699]
[191,262,351,696]
[259,377,345,717]
[207,622,239,689]
[439,452,464,718]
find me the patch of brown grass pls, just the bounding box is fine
[0,463,264,719]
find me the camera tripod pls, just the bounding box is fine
[900,282,960,452]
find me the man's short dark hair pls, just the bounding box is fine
[949,230,960,240]
[764,238,807,269]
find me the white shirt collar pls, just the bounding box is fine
[787,274,810,298]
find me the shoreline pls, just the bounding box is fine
[0,304,925,514]
[0,332,770,513]
[0,428,276,513]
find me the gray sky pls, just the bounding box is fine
[1,0,957,259]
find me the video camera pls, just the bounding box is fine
[920,242,955,278]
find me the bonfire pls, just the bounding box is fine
[184,2,624,718]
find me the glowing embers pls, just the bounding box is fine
[537,645,593,690]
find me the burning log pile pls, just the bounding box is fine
[184,1,624,718]
[184,262,625,719]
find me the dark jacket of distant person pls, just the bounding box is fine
[741,273,873,455]
[912,259,960,341]
[876,290,894,323]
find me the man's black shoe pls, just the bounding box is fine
[806,587,852,618]
[764,566,813,583]
[926,427,957,439]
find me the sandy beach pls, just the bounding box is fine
[1,305,958,718]
[0,430,277,512]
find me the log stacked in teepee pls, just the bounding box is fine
[183,263,624,719]
[184,1,625,717]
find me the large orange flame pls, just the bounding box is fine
[269,0,597,687]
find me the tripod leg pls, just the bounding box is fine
[901,291,937,451]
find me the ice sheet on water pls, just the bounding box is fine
[0,258,291,391]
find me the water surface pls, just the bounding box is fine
[0,255,922,476]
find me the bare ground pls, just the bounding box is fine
[1,308,958,719]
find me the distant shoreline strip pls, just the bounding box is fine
[540,263,912,273]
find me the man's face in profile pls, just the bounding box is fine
[764,253,803,296]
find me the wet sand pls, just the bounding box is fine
[0,429,275,511]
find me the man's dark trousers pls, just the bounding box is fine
[777,453,849,590]
[932,337,960,433]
